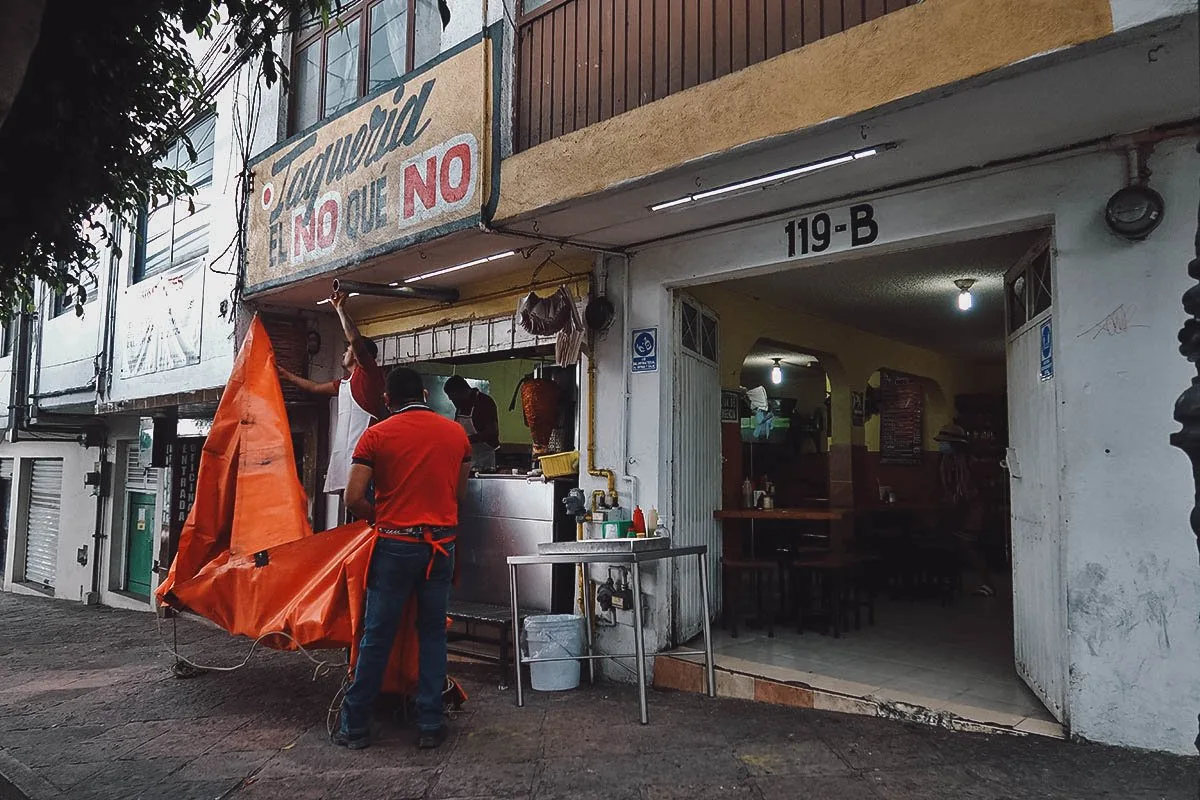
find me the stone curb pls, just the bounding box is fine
[0,749,58,800]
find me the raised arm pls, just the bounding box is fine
[278,366,339,397]
[331,290,374,366]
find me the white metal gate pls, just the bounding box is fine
[24,458,64,588]
[1005,236,1066,723]
[671,294,723,645]
[125,443,160,493]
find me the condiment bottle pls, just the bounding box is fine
[646,507,659,535]
[632,506,646,537]
[742,478,754,509]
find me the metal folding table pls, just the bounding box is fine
[507,543,716,724]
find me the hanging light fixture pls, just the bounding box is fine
[954,279,976,312]
[771,358,783,385]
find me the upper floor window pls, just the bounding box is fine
[135,114,216,284]
[290,0,447,133]
[1,318,14,357]
[50,271,98,318]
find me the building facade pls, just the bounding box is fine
[1,0,1197,754]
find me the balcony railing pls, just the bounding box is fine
[515,0,920,152]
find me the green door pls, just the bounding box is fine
[125,492,156,597]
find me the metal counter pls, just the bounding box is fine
[454,475,577,612]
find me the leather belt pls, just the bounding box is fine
[375,526,456,579]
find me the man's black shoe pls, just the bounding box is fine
[417,726,448,749]
[331,729,371,750]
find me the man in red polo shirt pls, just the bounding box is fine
[335,367,471,751]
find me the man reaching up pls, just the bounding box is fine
[279,291,387,504]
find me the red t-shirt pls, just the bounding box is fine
[336,357,388,420]
[351,406,472,528]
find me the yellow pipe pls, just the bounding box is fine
[586,333,617,498]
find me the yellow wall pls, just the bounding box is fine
[415,359,542,444]
[496,0,1112,221]
[689,285,1002,451]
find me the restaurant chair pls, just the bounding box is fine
[790,552,878,638]
[721,557,779,638]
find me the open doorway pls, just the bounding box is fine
[684,228,1062,733]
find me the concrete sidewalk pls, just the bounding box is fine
[0,592,1193,800]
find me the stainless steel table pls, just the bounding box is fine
[507,543,716,724]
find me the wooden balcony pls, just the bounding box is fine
[515,0,920,152]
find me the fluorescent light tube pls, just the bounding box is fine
[649,144,892,212]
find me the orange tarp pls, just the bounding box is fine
[157,316,418,694]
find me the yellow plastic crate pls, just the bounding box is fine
[538,450,580,478]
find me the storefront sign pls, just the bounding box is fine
[721,390,741,423]
[1040,319,1053,381]
[784,203,879,259]
[122,260,204,378]
[245,32,501,294]
[632,328,658,373]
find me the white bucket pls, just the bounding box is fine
[523,614,584,691]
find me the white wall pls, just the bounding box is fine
[35,288,102,406]
[606,139,1200,753]
[0,440,100,603]
[1110,0,1197,32]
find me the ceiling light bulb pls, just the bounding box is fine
[954,279,976,313]
[771,360,783,385]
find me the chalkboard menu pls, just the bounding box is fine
[879,369,924,465]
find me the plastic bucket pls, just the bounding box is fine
[523,614,584,691]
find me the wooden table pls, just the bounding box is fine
[714,508,851,556]
[713,508,850,521]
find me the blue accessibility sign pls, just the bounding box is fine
[632,327,658,373]
[1040,319,1053,381]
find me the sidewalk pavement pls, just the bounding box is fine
[0,592,1193,800]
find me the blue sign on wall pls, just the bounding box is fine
[1040,319,1053,382]
[632,327,658,373]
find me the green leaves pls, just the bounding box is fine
[0,0,335,320]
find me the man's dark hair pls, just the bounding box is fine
[385,367,425,406]
[362,337,379,360]
[443,375,469,395]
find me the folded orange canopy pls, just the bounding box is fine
[157,316,420,695]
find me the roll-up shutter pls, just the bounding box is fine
[24,459,63,588]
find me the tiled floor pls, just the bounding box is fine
[705,588,1057,724]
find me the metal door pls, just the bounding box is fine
[1005,236,1066,723]
[24,458,63,588]
[670,294,723,644]
[125,492,156,596]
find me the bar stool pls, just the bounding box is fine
[721,558,778,638]
[790,552,877,638]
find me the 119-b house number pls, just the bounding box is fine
[784,203,879,258]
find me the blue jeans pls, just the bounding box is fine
[339,536,455,735]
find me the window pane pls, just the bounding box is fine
[369,0,408,91]
[700,315,717,362]
[681,303,698,354]
[324,19,362,117]
[1008,274,1027,331]
[293,41,322,131]
[139,205,175,282]
[412,0,442,68]
[181,115,216,187]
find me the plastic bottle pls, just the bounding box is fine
[632,506,646,537]
[646,507,659,535]
[742,478,754,509]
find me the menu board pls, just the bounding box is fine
[879,369,924,465]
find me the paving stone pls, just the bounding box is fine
[0,592,1194,800]
[429,759,536,798]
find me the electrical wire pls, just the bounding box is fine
[158,613,349,682]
